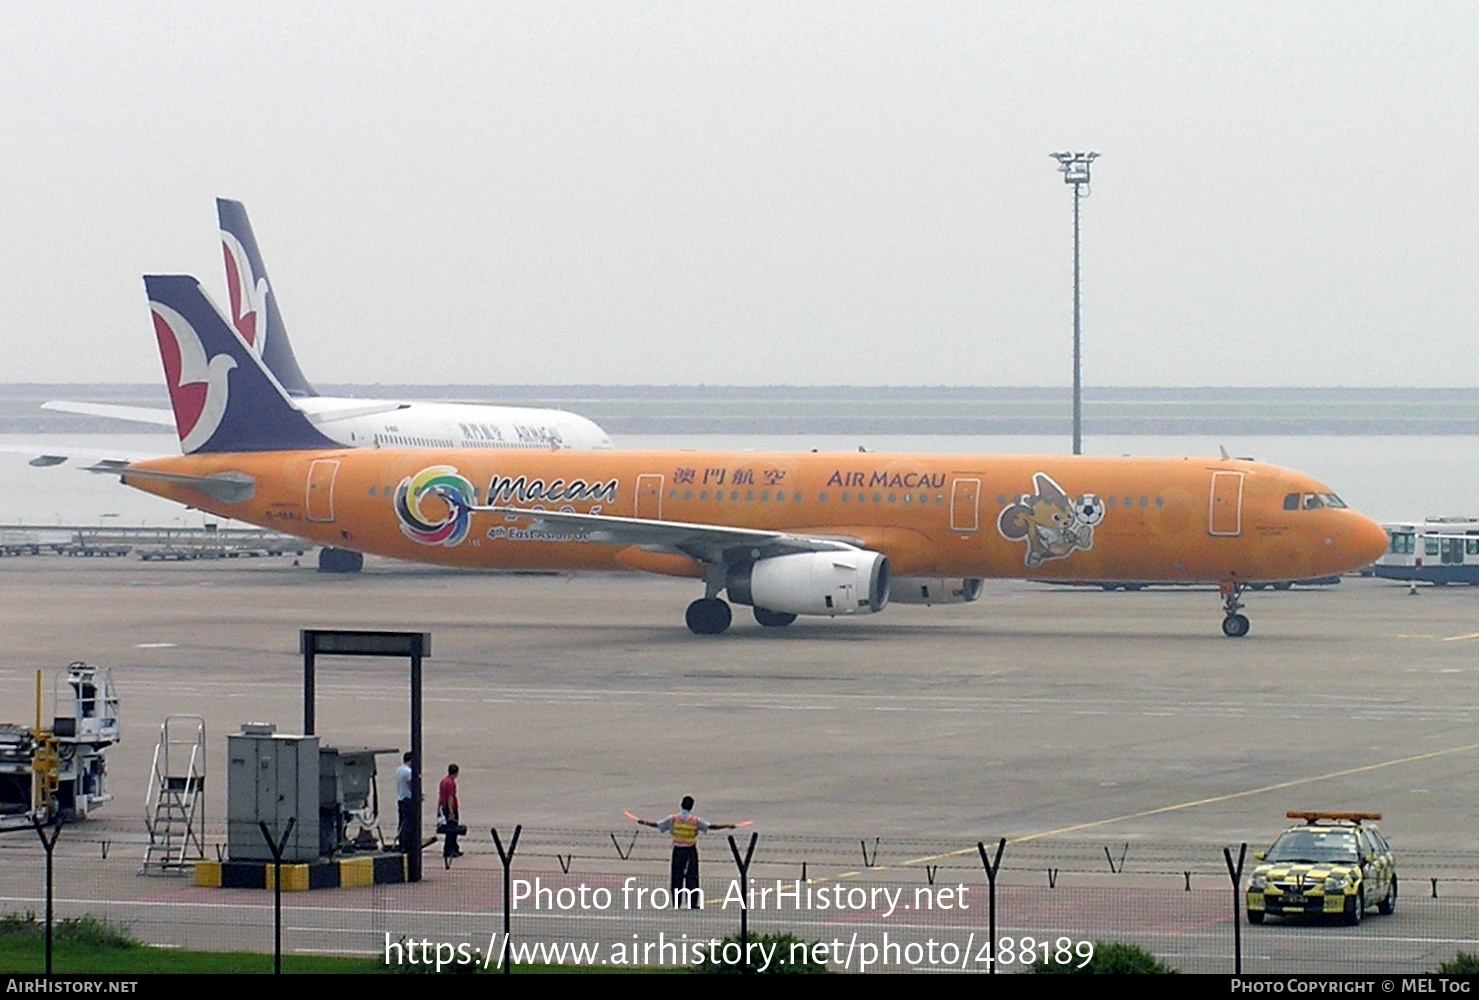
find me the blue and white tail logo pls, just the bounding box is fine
[216,198,317,398]
[145,275,339,454]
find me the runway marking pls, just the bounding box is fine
[901,739,1479,867]
[1442,632,1479,642]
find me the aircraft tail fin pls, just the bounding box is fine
[216,198,317,397]
[145,274,340,454]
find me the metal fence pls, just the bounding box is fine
[2,826,1476,974]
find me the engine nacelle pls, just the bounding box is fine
[727,551,890,617]
[888,577,984,606]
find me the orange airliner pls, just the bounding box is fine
[104,276,1390,637]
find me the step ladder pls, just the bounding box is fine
[141,715,206,874]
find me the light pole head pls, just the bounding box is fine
[1050,151,1099,186]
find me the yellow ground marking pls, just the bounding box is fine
[902,739,1479,867]
[1441,632,1479,642]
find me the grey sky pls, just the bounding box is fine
[2,2,1474,387]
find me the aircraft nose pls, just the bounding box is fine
[1349,513,1388,570]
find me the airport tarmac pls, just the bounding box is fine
[4,556,1479,973]
[1,555,1477,852]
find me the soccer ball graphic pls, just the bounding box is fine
[1074,494,1105,526]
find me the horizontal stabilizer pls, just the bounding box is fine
[41,401,176,427]
[114,466,256,504]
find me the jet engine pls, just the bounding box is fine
[888,577,984,605]
[727,551,890,616]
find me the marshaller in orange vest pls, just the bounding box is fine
[638,796,736,908]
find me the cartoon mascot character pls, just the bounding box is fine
[998,473,1100,567]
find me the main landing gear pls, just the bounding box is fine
[685,598,733,635]
[1220,581,1250,638]
[753,607,797,628]
[684,599,798,634]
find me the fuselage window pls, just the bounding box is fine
[819,492,828,503]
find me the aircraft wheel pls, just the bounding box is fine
[685,598,733,635]
[318,547,364,574]
[1222,613,1251,638]
[1273,581,1293,591]
[1100,583,1118,591]
[753,607,797,628]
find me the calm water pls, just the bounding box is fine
[0,432,1465,527]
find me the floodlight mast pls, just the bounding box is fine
[1050,151,1099,455]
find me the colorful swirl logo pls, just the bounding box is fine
[394,466,475,546]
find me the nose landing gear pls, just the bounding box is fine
[1220,580,1250,637]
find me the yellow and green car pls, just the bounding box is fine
[1246,812,1397,925]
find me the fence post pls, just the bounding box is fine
[492,825,522,974]
[1224,843,1247,975]
[258,817,297,975]
[31,816,64,974]
[728,832,759,973]
[977,838,1006,975]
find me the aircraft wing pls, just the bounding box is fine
[42,400,176,427]
[474,502,863,565]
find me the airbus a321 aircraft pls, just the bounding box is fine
[106,274,1389,637]
[45,199,614,453]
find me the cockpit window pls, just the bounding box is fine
[1302,493,1325,510]
[1284,493,1300,511]
[1322,494,1347,508]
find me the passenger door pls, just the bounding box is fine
[1208,471,1243,536]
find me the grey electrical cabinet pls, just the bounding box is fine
[226,724,320,862]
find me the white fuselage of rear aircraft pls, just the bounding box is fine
[286,398,614,452]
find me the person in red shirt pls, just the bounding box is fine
[437,764,463,867]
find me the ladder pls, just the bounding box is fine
[141,715,206,874]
